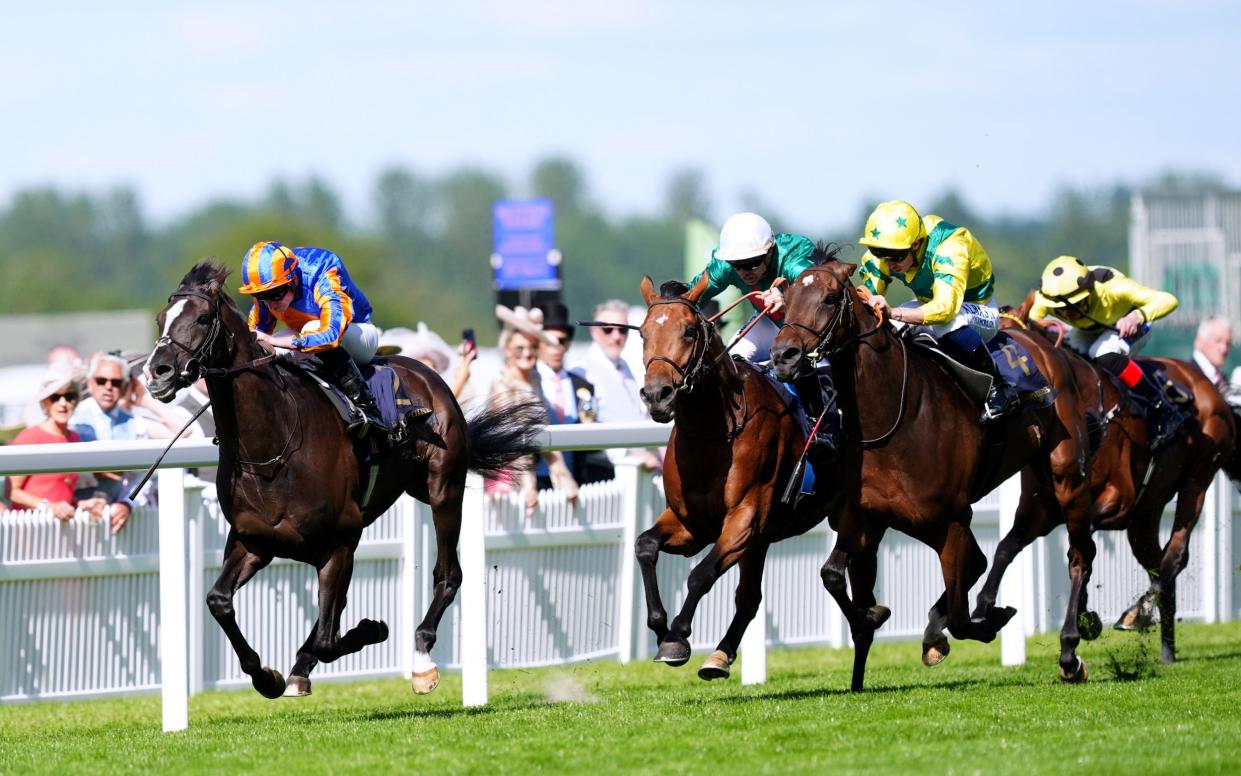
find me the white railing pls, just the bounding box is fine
[0,425,1236,732]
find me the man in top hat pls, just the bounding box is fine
[535,301,611,485]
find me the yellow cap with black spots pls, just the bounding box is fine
[858,200,927,250]
[1039,256,1091,307]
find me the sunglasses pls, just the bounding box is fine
[93,377,125,389]
[599,326,629,337]
[253,285,291,302]
[731,255,767,272]
[547,336,571,347]
[871,247,910,263]
[47,392,79,404]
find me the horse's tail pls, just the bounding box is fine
[466,396,546,479]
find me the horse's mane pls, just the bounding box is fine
[178,260,231,292]
[810,241,848,266]
[659,280,691,299]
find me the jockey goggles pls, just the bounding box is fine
[253,284,292,302]
[730,254,768,272]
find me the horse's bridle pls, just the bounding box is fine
[642,297,716,396]
[155,289,231,384]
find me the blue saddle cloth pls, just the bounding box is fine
[296,355,412,428]
[987,331,1057,410]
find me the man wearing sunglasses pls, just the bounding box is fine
[1030,255,1183,448]
[238,240,430,438]
[857,200,1019,422]
[69,352,150,531]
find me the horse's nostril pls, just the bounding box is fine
[153,363,174,379]
[657,385,673,403]
[776,346,801,364]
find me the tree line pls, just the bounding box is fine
[2,157,1208,345]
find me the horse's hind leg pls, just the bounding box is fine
[1117,513,1163,633]
[409,479,466,694]
[309,544,390,667]
[1153,476,1210,663]
[207,532,283,698]
[699,542,770,681]
[637,509,704,661]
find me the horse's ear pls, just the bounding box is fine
[828,261,858,283]
[639,275,658,305]
[682,272,711,305]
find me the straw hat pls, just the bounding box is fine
[36,361,78,402]
[494,305,559,347]
[377,323,454,372]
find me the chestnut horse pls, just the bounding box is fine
[973,294,1238,665]
[145,262,543,698]
[632,274,840,681]
[771,259,1099,688]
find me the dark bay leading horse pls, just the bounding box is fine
[974,296,1238,666]
[633,274,839,681]
[771,259,1097,688]
[145,262,543,698]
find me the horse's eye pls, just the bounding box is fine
[823,294,841,305]
[683,325,698,339]
[197,314,211,324]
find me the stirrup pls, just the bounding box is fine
[981,387,1021,423]
[404,407,433,425]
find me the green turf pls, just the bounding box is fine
[2,622,1239,774]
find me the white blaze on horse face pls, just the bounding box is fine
[801,275,815,287]
[655,313,668,326]
[151,299,188,360]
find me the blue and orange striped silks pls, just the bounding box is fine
[243,245,373,352]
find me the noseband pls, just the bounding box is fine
[781,269,858,361]
[642,298,715,396]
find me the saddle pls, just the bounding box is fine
[903,330,1057,413]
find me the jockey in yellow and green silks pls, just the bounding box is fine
[856,200,1017,421]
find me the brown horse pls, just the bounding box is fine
[771,258,1099,688]
[145,262,543,698]
[973,294,1238,665]
[632,274,839,681]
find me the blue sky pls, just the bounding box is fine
[3,1,1238,236]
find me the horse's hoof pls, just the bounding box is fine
[1058,657,1088,684]
[922,638,950,667]
[697,650,732,681]
[361,618,390,644]
[654,640,691,667]
[1161,645,1177,664]
[866,605,892,630]
[1115,608,1153,632]
[1078,610,1103,641]
[411,667,440,695]
[253,667,286,699]
[283,675,312,697]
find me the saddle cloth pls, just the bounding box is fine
[295,355,414,428]
[770,375,819,495]
[906,330,1057,412]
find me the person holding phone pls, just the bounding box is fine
[452,327,478,400]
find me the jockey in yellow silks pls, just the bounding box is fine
[857,200,1018,421]
[1031,255,1182,446]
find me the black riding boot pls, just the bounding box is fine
[800,367,840,458]
[942,331,1020,423]
[1097,354,1183,450]
[321,349,388,438]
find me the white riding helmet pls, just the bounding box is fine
[716,212,775,263]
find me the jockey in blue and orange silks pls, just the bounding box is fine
[237,240,429,438]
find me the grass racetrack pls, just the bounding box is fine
[2,622,1240,774]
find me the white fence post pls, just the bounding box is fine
[400,495,417,679]
[459,473,488,707]
[1201,477,1220,624]
[615,460,643,663]
[997,474,1027,666]
[1219,474,1234,623]
[185,486,204,696]
[157,467,189,732]
[740,578,767,685]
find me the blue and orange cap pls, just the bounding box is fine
[238,241,299,295]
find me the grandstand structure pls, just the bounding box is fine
[1130,189,1241,332]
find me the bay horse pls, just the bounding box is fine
[973,293,1238,665]
[771,258,1098,688]
[632,273,840,681]
[145,262,544,698]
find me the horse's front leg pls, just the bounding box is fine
[821,513,886,691]
[656,504,757,667]
[309,543,389,665]
[207,531,282,698]
[636,509,704,660]
[698,541,770,681]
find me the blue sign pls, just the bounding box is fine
[492,198,560,291]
